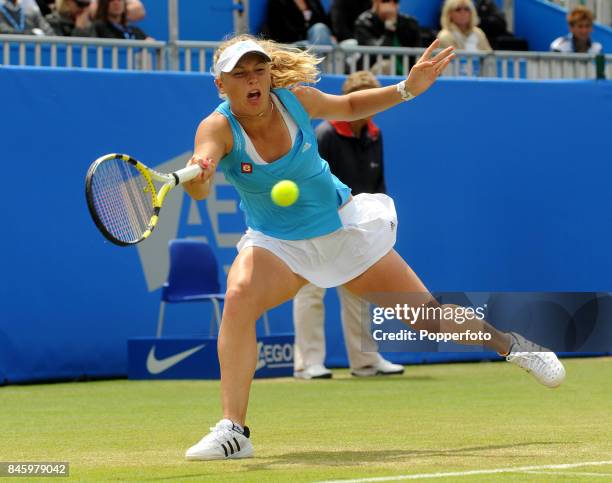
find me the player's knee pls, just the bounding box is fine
[224,282,264,319]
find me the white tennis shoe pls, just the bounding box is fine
[185,419,253,461]
[293,364,332,380]
[351,358,405,377]
[505,332,566,388]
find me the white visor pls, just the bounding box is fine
[213,40,271,77]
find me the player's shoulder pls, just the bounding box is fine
[291,85,323,106]
[198,111,231,137]
[195,111,233,151]
[290,85,326,118]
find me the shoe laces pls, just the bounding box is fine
[201,420,241,445]
[508,351,548,373]
[510,332,547,352]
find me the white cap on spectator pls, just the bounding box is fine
[213,40,271,77]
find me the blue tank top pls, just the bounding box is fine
[215,88,351,240]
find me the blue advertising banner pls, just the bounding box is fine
[128,335,294,380]
[1,66,611,384]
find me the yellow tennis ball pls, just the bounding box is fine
[271,180,299,207]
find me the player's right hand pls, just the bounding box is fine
[187,154,216,183]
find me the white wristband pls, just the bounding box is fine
[396,80,415,102]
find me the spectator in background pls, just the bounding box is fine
[355,0,420,48]
[46,0,94,36]
[474,0,506,46]
[330,0,371,42]
[354,0,421,74]
[293,71,404,380]
[437,0,492,52]
[33,0,54,16]
[264,0,333,45]
[550,6,602,54]
[474,0,528,51]
[0,0,54,34]
[20,0,42,14]
[90,0,143,22]
[93,0,149,39]
[17,0,54,16]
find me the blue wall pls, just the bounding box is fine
[1,66,611,383]
[138,0,236,41]
[516,0,612,52]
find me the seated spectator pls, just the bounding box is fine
[354,0,420,48]
[330,0,371,42]
[354,0,421,74]
[20,0,40,14]
[264,0,333,45]
[0,0,55,34]
[550,6,602,54]
[437,0,492,52]
[90,0,143,23]
[33,0,54,16]
[474,0,528,51]
[93,0,149,40]
[474,0,506,45]
[46,0,94,37]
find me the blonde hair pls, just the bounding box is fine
[55,0,71,16]
[440,0,480,32]
[568,6,595,26]
[213,34,322,89]
[342,70,381,95]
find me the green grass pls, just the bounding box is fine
[1,358,611,482]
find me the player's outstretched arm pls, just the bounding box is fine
[184,113,232,201]
[295,39,455,122]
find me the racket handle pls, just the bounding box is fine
[173,163,203,184]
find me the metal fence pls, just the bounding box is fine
[1,35,610,80]
[0,35,166,71]
[174,42,611,81]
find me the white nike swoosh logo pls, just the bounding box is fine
[146,344,206,374]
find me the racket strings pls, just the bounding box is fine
[90,158,153,243]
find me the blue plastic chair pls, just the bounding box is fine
[156,239,270,338]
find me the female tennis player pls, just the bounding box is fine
[183,34,565,461]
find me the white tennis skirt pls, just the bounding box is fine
[236,193,397,288]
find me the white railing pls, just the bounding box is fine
[549,0,612,25]
[174,42,607,80]
[1,36,609,80]
[0,35,166,70]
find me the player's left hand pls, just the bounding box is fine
[405,39,455,97]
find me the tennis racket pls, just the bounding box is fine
[85,153,202,246]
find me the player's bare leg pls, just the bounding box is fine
[344,249,565,387]
[185,247,306,460]
[344,250,511,353]
[219,246,306,424]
